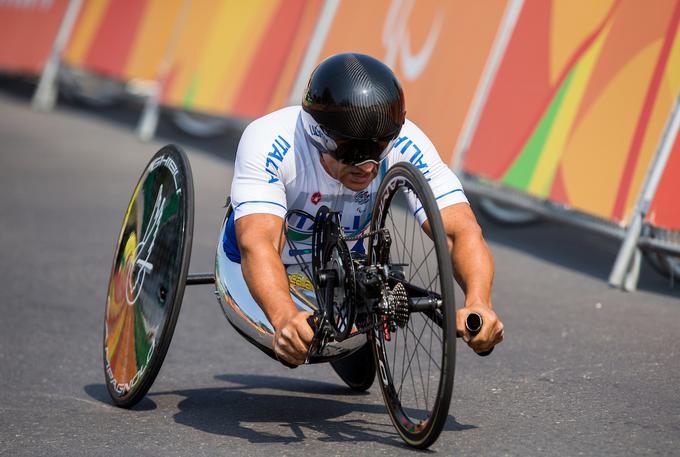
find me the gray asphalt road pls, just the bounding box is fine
[1,90,679,456]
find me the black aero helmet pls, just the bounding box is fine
[301,53,406,165]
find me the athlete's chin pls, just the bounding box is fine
[342,175,374,191]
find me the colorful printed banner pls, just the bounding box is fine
[62,0,322,118]
[462,0,680,226]
[315,0,508,164]
[0,0,70,74]
[160,0,323,118]
[647,132,680,231]
[63,0,184,81]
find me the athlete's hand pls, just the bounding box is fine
[456,305,504,354]
[273,310,314,366]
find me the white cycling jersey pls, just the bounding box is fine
[226,106,468,265]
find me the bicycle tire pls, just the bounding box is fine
[368,162,456,449]
[103,144,194,407]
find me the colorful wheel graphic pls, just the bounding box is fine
[104,144,194,407]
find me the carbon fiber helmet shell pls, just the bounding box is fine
[302,53,406,164]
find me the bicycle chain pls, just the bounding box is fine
[341,228,389,242]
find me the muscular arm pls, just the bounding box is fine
[423,203,503,353]
[236,213,313,365]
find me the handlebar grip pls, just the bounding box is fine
[275,316,319,369]
[302,314,321,366]
[465,312,493,357]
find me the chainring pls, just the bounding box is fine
[312,207,357,341]
[324,239,356,340]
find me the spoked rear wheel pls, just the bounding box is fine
[368,162,456,449]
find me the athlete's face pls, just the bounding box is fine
[320,153,379,191]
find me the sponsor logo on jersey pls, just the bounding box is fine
[311,192,322,204]
[288,273,314,291]
[354,190,369,205]
[286,211,315,241]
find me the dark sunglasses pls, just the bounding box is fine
[326,135,398,166]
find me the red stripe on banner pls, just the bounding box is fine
[648,133,680,229]
[549,165,569,203]
[83,0,148,78]
[160,64,178,104]
[509,4,620,173]
[231,0,306,118]
[463,1,551,178]
[610,0,680,221]
[0,1,69,74]
[465,0,620,180]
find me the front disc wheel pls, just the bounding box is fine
[103,145,194,407]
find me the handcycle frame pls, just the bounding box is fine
[212,201,369,364]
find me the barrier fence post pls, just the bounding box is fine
[136,82,162,142]
[32,0,83,111]
[137,0,192,141]
[609,91,680,290]
[451,0,523,174]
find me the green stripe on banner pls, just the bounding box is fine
[502,66,577,190]
[183,74,200,109]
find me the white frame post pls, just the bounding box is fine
[450,0,523,174]
[137,0,193,141]
[32,0,83,111]
[286,0,340,106]
[609,90,680,291]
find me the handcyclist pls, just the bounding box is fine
[225,53,504,385]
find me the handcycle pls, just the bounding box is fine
[103,144,489,449]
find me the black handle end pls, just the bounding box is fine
[466,312,494,357]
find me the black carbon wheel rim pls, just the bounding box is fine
[368,163,456,448]
[103,145,193,407]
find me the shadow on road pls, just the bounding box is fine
[213,373,370,396]
[85,374,475,448]
[172,387,402,446]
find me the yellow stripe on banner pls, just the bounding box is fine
[63,0,110,66]
[527,23,611,196]
[123,0,184,81]
[667,25,680,91]
[192,0,277,112]
[164,0,220,107]
[562,41,662,219]
[550,0,615,86]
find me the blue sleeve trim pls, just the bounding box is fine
[235,200,287,211]
[380,159,389,179]
[413,188,464,216]
[223,211,242,263]
[227,201,287,262]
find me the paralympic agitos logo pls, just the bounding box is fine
[126,186,166,305]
